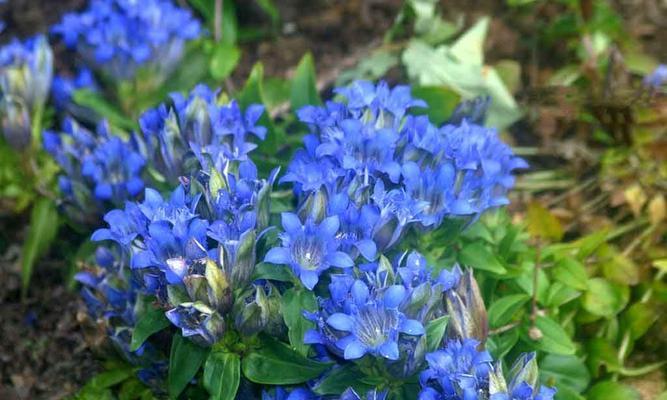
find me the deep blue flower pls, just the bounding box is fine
[341,388,389,400]
[489,353,556,400]
[261,387,320,400]
[44,118,146,223]
[419,339,493,400]
[264,213,354,290]
[166,302,225,346]
[52,0,201,82]
[136,84,267,182]
[0,35,52,149]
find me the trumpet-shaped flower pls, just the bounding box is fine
[265,213,354,290]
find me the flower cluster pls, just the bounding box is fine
[52,67,98,111]
[135,84,267,182]
[76,246,168,389]
[43,118,146,225]
[284,80,527,253]
[52,0,202,82]
[0,35,53,149]
[419,341,556,400]
[92,160,277,345]
[302,251,461,377]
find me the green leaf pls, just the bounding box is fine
[21,198,58,296]
[312,364,376,396]
[586,338,621,377]
[545,282,580,307]
[539,354,590,394]
[486,329,519,360]
[168,335,209,399]
[458,241,507,275]
[203,351,240,400]
[526,202,563,242]
[281,288,317,356]
[82,368,134,391]
[252,262,294,282]
[242,336,331,384]
[72,89,138,131]
[552,257,588,291]
[425,315,450,352]
[587,381,640,400]
[255,0,280,26]
[209,43,241,81]
[599,246,639,285]
[411,86,460,125]
[582,278,629,317]
[290,52,321,112]
[622,303,657,341]
[488,294,530,328]
[130,306,170,351]
[532,316,576,355]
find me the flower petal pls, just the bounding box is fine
[378,340,399,360]
[326,313,355,332]
[300,269,319,290]
[281,212,302,234]
[343,339,367,360]
[399,318,425,336]
[264,247,291,265]
[383,285,406,309]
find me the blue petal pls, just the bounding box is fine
[326,313,354,332]
[281,212,302,234]
[351,280,369,305]
[264,247,291,265]
[355,239,377,260]
[303,329,323,344]
[383,285,406,309]
[326,251,354,268]
[300,269,319,290]
[399,319,425,335]
[91,228,111,242]
[343,339,367,360]
[318,215,340,238]
[378,341,399,360]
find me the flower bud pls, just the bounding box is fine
[228,229,257,289]
[233,285,269,336]
[445,269,489,343]
[165,302,225,347]
[298,187,328,223]
[507,352,539,390]
[204,258,233,313]
[1,98,31,149]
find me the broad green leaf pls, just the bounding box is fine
[582,278,629,317]
[168,335,210,398]
[312,364,376,396]
[335,50,399,86]
[539,354,590,394]
[599,246,639,285]
[458,241,506,275]
[487,329,520,360]
[526,202,563,242]
[411,86,460,125]
[209,43,241,81]
[622,303,658,340]
[586,338,621,377]
[130,306,170,351]
[21,198,58,296]
[242,336,331,384]
[574,230,608,259]
[587,381,640,400]
[488,294,530,328]
[281,287,317,356]
[290,52,321,112]
[532,316,576,355]
[552,258,588,291]
[82,368,134,391]
[72,89,137,131]
[203,351,240,400]
[252,262,294,282]
[425,315,450,352]
[545,282,580,307]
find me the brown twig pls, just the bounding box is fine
[214,0,223,43]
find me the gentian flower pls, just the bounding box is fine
[51,67,98,113]
[44,118,146,225]
[284,80,527,253]
[52,0,202,82]
[136,84,267,182]
[264,213,354,290]
[341,388,389,400]
[166,302,225,346]
[43,119,146,222]
[0,35,52,149]
[419,339,493,400]
[261,387,320,400]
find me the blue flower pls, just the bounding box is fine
[166,302,225,346]
[45,118,146,223]
[419,339,493,400]
[265,213,354,290]
[489,353,556,400]
[325,280,425,360]
[136,84,267,182]
[0,35,52,149]
[52,0,202,82]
